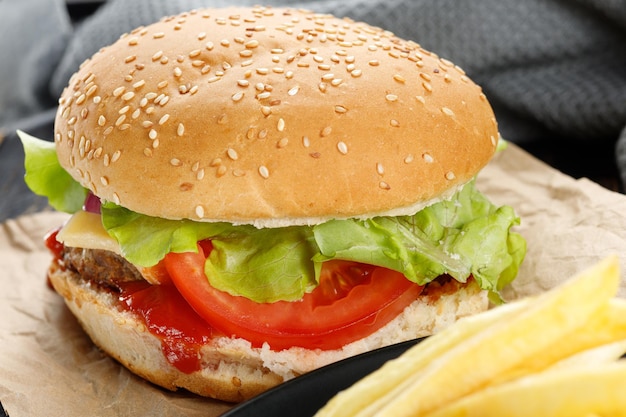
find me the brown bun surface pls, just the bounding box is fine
[54,6,498,226]
[48,261,487,402]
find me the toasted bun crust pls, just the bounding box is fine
[54,6,498,227]
[48,262,487,402]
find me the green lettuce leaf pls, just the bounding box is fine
[313,181,525,298]
[18,130,87,213]
[101,203,320,302]
[205,227,319,302]
[20,132,526,304]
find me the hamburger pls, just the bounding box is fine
[19,6,526,402]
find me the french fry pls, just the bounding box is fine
[314,298,531,417]
[315,255,623,417]
[426,361,626,417]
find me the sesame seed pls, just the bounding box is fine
[113,86,125,97]
[422,153,434,163]
[350,69,362,77]
[76,94,86,105]
[157,81,168,89]
[111,150,121,162]
[318,82,327,93]
[103,126,113,135]
[237,79,250,87]
[142,121,153,128]
[232,92,244,102]
[258,165,270,178]
[245,39,259,49]
[415,95,426,104]
[227,148,238,160]
[376,163,384,175]
[321,126,332,137]
[122,91,135,101]
[100,176,109,186]
[419,72,431,81]
[113,192,120,205]
[174,67,182,78]
[337,141,348,154]
[302,136,310,147]
[393,74,406,83]
[259,106,271,117]
[189,49,201,58]
[149,129,157,140]
[153,32,165,39]
[368,60,380,66]
[390,119,400,127]
[404,154,414,163]
[115,115,126,126]
[197,168,205,180]
[386,94,398,102]
[98,115,106,126]
[170,158,182,166]
[379,181,391,190]
[195,205,205,218]
[441,107,455,117]
[491,135,497,146]
[177,123,185,136]
[334,105,347,114]
[158,114,170,125]
[152,139,160,148]
[277,137,289,148]
[288,86,299,96]
[445,171,456,180]
[216,165,227,177]
[277,118,285,132]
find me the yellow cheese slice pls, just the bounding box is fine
[56,210,121,254]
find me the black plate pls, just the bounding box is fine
[221,338,424,417]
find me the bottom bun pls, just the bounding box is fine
[48,262,487,402]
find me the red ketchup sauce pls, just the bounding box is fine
[45,229,217,374]
[117,281,216,373]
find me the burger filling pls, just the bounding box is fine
[23,132,526,368]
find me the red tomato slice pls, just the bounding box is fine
[164,243,424,351]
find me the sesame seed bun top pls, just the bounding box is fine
[54,6,499,228]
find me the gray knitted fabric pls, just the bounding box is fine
[3,0,626,185]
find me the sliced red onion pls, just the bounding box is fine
[83,192,102,214]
